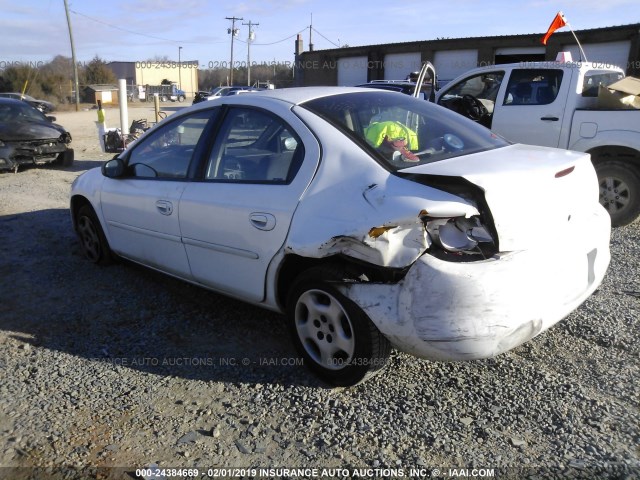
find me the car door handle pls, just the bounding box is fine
[156,200,173,215]
[249,213,276,231]
[540,116,559,121]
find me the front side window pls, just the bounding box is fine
[204,108,303,183]
[302,91,508,171]
[126,110,216,179]
[503,69,563,105]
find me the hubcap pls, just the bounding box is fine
[599,176,630,214]
[77,216,101,262]
[294,289,355,370]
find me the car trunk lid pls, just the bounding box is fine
[399,144,599,251]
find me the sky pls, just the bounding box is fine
[0,0,638,69]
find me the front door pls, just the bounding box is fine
[491,68,571,148]
[100,109,217,277]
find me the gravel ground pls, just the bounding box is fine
[0,109,638,480]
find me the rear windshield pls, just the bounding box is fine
[301,91,507,171]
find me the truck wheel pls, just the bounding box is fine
[595,160,640,227]
[161,95,168,102]
[178,95,186,102]
[286,265,391,386]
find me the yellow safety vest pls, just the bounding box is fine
[365,121,419,150]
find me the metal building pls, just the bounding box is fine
[294,23,640,87]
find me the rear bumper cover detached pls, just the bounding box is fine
[340,206,611,361]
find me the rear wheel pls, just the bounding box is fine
[286,266,391,386]
[595,160,640,227]
[76,205,114,265]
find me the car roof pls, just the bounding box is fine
[229,86,396,105]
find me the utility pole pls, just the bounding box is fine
[309,13,314,51]
[63,0,80,111]
[242,20,258,86]
[226,16,243,85]
[178,46,182,89]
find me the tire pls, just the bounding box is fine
[161,95,168,102]
[178,95,186,102]
[286,265,391,386]
[57,148,74,167]
[595,160,640,227]
[76,205,114,265]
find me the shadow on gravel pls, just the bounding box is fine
[0,208,323,388]
[2,158,106,174]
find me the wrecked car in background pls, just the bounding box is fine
[0,92,56,113]
[0,98,73,172]
[70,88,611,386]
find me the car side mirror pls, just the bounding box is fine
[47,116,56,122]
[102,158,126,178]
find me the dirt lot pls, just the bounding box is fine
[0,105,638,479]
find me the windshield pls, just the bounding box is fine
[0,101,48,123]
[302,91,508,171]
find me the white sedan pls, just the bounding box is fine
[70,87,611,386]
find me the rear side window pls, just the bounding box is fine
[204,107,303,183]
[503,69,563,105]
[582,70,624,97]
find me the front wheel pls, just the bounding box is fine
[595,160,640,227]
[76,205,114,265]
[56,148,74,167]
[286,266,391,386]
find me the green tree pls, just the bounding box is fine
[81,55,116,85]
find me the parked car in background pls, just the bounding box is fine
[192,86,262,104]
[0,98,73,172]
[0,92,56,113]
[71,87,610,386]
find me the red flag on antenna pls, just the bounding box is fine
[541,12,567,45]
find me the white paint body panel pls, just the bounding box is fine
[71,87,612,363]
[342,205,610,360]
[401,144,600,251]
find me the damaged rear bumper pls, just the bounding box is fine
[340,207,611,361]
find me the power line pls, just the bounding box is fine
[312,27,340,48]
[69,9,225,45]
[235,28,307,46]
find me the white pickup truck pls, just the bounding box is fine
[435,61,640,226]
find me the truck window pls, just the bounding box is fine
[436,72,505,128]
[582,70,624,97]
[503,69,563,106]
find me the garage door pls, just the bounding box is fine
[384,52,422,80]
[563,41,631,70]
[434,50,478,86]
[337,56,368,86]
[495,46,546,64]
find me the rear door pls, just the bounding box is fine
[491,68,572,148]
[179,105,321,302]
